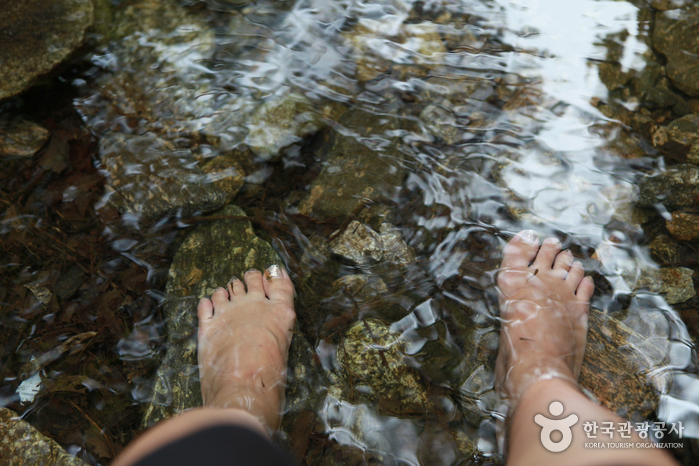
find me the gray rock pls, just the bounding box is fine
[99,133,237,222]
[653,6,699,97]
[0,407,85,466]
[246,93,323,161]
[0,118,50,158]
[329,221,384,265]
[627,264,696,304]
[0,0,93,100]
[142,205,282,427]
[637,164,699,207]
[329,221,416,266]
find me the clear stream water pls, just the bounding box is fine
[1,0,698,464]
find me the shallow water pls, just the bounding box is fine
[1,0,699,464]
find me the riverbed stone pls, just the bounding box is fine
[0,407,85,466]
[246,93,323,161]
[297,111,410,222]
[329,221,416,266]
[142,205,282,427]
[666,212,699,241]
[652,114,699,164]
[637,164,699,207]
[0,0,93,100]
[0,118,50,158]
[336,319,433,415]
[653,5,699,97]
[99,133,236,222]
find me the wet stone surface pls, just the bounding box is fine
[0,0,93,100]
[142,205,281,427]
[0,408,85,466]
[0,118,50,158]
[99,133,237,222]
[653,4,699,97]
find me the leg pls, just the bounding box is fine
[497,231,677,466]
[112,265,296,466]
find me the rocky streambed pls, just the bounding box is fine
[1,0,699,464]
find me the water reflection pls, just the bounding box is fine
[0,0,698,463]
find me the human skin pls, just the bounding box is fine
[497,231,677,466]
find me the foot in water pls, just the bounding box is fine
[196,266,296,431]
[495,230,595,410]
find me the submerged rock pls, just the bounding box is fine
[142,205,281,427]
[329,221,416,266]
[297,110,412,222]
[637,164,699,207]
[246,93,323,161]
[652,114,699,164]
[335,319,432,415]
[0,118,50,158]
[99,133,237,222]
[653,5,699,97]
[0,407,85,466]
[0,0,93,100]
[666,212,699,241]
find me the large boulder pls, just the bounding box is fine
[0,0,93,100]
[142,205,282,427]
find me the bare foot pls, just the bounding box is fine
[196,266,296,431]
[495,230,595,411]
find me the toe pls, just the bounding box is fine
[197,297,214,321]
[262,265,295,308]
[228,277,244,296]
[575,275,595,300]
[244,269,265,296]
[553,250,574,272]
[532,237,561,269]
[211,287,230,308]
[566,261,585,288]
[501,230,540,270]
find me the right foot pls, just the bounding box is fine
[196,266,296,430]
[495,230,595,410]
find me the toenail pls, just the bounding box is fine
[228,276,239,283]
[245,268,260,275]
[265,264,283,279]
[520,230,538,244]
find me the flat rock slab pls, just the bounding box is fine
[100,133,236,222]
[0,118,50,158]
[0,407,85,466]
[0,0,93,100]
[142,205,281,427]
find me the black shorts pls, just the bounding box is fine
[132,424,297,466]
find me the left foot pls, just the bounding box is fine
[196,266,296,430]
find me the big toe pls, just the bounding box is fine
[501,230,540,270]
[262,265,295,308]
[197,297,214,322]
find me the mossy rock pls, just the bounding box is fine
[142,205,281,427]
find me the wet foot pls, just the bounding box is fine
[495,230,595,411]
[196,266,296,431]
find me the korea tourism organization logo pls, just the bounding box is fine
[535,401,685,452]
[535,401,578,452]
